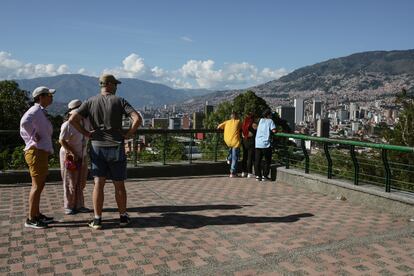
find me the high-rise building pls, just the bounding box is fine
[152,118,169,129]
[204,105,214,117]
[192,112,205,129]
[313,99,322,121]
[275,106,295,131]
[181,114,190,129]
[337,109,349,122]
[294,98,304,125]
[349,103,358,121]
[317,119,330,138]
[168,117,181,129]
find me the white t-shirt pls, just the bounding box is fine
[59,118,91,157]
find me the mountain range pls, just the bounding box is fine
[180,49,414,111]
[14,49,414,114]
[16,74,211,113]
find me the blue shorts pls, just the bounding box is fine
[90,144,127,181]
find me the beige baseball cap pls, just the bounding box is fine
[99,74,121,86]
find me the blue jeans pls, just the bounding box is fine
[227,148,240,174]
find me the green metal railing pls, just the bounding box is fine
[0,129,228,170]
[274,133,414,193]
[130,129,226,166]
[2,128,414,193]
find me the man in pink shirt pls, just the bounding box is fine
[20,86,56,229]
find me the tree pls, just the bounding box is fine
[386,88,414,146]
[0,80,30,130]
[0,81,63,170]
[204,91,270,128]
[382,88,414,190]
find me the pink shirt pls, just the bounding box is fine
[20,103,54,154]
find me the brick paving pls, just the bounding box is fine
[0,175,413,275]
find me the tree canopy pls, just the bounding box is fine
[0,80,30,130]
[204,91,270,128]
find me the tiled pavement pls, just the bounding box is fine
[0,175,413,275]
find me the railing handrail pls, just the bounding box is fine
[0,129,223,135]
[274,133,414,153]
[135,129,222,135]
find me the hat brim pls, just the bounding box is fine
[48,89,56,94]
[69,108,79,115]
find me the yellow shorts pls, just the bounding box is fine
[24,148,49,177]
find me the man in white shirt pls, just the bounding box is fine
[20,86,56,229]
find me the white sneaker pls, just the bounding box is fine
[241,172,247,177]
[247,173,255,178]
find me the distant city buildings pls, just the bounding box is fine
[317,119,330,138]
[276,106,295,131]
[294,98,304,125]
[313,99,322,121]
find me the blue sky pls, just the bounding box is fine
[1,0,413,90]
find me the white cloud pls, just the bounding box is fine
[0,51,71,79]
[181,36,193,43]
[0,50,288,90]
[177,59,288,89]
[102,53,151,79]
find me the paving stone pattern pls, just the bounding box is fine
[0,176,413,275]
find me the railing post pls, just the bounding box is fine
[214,133,218,162]
[324,142,332,179]
[189,132,193,164]
[382,149,391,192]
[301,139,309,174]
[284,139,290,169]
[133,136,138,167]
[162,132,167,165]
[350,145,359,185]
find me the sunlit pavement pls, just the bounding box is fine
[1,175,413,275]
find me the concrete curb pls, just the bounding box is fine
[0,162,231,185]
[277,167,414,217]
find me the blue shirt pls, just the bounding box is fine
[255,118,276,148]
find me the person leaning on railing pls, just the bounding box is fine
[19,86,56,229]
[254,109,277,182]
[217,111,242,177]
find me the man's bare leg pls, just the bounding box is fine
[93,177,106,217]
[113,180,127,214]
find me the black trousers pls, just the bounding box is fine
[241,138,255,173]
[254,147,272,178]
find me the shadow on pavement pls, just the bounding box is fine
[103,204,253,213]
[51,212,314,230]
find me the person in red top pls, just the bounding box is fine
[241,112,257,178]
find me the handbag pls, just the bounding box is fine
[64,154,78,171]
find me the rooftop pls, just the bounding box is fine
[1,176,413,275]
